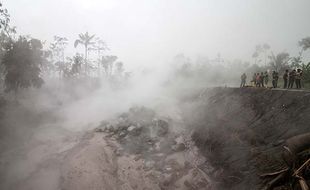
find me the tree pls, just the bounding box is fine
[252,51,259,65]
[50,36,68,77]
[115,61,124,75]
[74,32,95,74]
[89,37,108,76]
[101,55,118,76]
[269,52,290,73]
[0,2,16,38]
[299,37,310,51]
[252,43,270,66]
[0,3,16,89]
[290,50,303,69]
[301,62,310,85]
[2,36,44,92]
[262,43,270,67]
[71,53,83,76]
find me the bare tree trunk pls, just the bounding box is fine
[97,50,100,77]
[85,44,88,74]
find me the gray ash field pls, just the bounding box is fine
[1,87,310,190]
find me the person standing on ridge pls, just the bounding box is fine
[288,69,296,88]
[275,72,279,88]
[240,73,247,87]
[256,73,261,87]
[295,69,302,89]
[252,73,256,86]
[272,71,279,88]
[264,71,269,87]
[260,72,265,87]
[283,69,289,88]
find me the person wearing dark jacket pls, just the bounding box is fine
[283,69,289,88]
[288,70,296,88]
[272,71,279,88]
[295,69,302,89]
[260,72,265,87]
[264,71,269,87]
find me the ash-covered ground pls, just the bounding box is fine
[61,106,211,190]
[0,86,310,190]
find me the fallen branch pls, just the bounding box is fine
[293,158,310,177]
[260,168,289,177]
[261,172,286,190]
[296,175,309,190]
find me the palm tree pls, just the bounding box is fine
[74,32,95,73]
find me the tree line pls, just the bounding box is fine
[0,3,128,94]
[251,39,310,85]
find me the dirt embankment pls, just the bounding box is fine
[189,87,310,190]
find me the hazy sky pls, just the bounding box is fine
[4,0,310,69]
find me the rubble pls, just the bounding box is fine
[93,106,212,189]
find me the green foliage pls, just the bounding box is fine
[2,36,44,92]
[102,55,118,75]
[301,62,310,84]
[74,32,95,49]
[70,53,83,76]
[0,2,16,88]
[0,2,16,37]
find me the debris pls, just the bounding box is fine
[172,143,186,152]
[153,119,169,136]
[260,168,289,177]
[127,125,136,132]
[261,172,287,190]
[293,158,310,177]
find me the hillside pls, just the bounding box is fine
[189,87,310,189]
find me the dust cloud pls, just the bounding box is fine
[1,0,310,189]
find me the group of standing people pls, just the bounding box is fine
[283,69,303,89]
[251,72,273,88]
[240,69,303,89]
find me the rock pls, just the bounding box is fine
[143,160,155,170]
[172,143,186,152]
[127,125,142,136]
[165,167,172,172]
[166,159,183,172]
[184,161,191,169]
[134,154,142,161]
[127,125,136,132]
[154,142,161,151]
[106,124,114,132]
[160,173,175,187]
[118,131,127,138]
[115,148,123,156]
[153,119,169,136]
[153,153,165,161]
[94,128,104,132]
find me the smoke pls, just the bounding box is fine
[0,62,186,189]
[0,48,276,189]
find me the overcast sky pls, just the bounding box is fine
[4,0,310,69]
